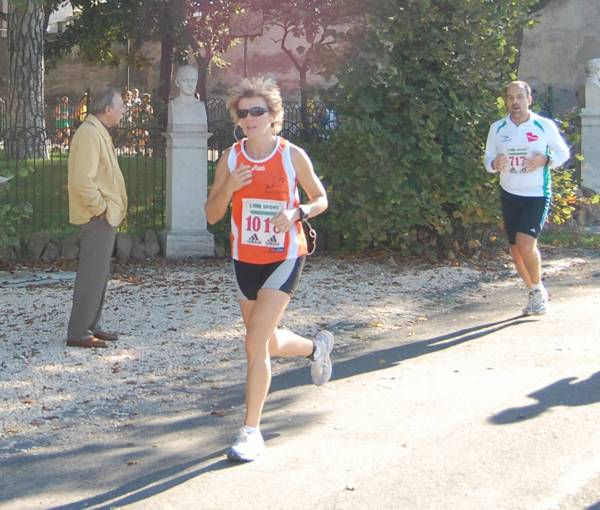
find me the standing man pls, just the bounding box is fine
[66,86,127,348]
[484,81,570,315]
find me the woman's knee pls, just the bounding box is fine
[245,334,269,361]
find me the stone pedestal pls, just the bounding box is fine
[580,108,600,193]
[161,98,215,258]
[581,58,600,193]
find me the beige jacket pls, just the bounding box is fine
[68,115,127,227]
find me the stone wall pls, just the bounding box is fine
[519,0,600,113]
[0,231,158,265]
[1,24,331,99]
[0,231,211,266]
[44,44,161,99]
[0,226,336,265]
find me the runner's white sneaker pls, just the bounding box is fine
[311,330,334,386]
[528,288,549,315]
[227,426,265,462]
[522,290,534,315]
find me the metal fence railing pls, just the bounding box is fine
[0,97,337,239]
[206,98,339,161]
[0,125,166,238]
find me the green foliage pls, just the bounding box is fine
[204,160,230,249]
[47,0,184,67]
[312,0,539,258]
[0,172,33,248]
[549,170,577,225]
[257,0,353,76]
[539,230,600,249]
[536,106,577,225]
[46,0,244,100]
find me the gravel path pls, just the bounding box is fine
[0,254,584,459]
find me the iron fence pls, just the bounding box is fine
[206,98,339,158]
[0,98,337,240]
[0,125,166,238]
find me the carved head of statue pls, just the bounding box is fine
[175,65,198,97]
[585,58,600,84]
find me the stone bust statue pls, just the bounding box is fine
[585,58,600,88]
[168,65,207,129]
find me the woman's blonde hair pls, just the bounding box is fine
[226,77,284,135]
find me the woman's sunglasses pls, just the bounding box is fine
[237,107,269,118]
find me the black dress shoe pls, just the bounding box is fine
[93,330,119,341]
[66,337,108,348]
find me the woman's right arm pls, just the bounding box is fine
[205,148,252,224]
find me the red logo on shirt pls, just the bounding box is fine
[526,132,539,142]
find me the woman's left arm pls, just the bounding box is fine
[271,145,328,232]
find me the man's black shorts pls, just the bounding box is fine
[501,189,551,245]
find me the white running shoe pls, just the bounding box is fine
[227,426,265,462]
[528,287,549,315]
[311,330,334,386]
[522,291,534,316]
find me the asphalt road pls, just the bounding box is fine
[2,255,599,510]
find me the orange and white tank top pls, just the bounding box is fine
[228,136,308,263]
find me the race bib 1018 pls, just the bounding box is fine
[241,198,286,248]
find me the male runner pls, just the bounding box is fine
[484,80,570,315]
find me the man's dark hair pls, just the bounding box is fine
[504,80,532,97]
[89,86,119,115]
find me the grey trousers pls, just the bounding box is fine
[67,217,117,340]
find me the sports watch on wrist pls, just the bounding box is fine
[298,205,308,222]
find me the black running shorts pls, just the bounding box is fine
[233,256,305,300]
[501,189,551,245]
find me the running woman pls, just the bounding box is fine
[484,81,570,315]
[205,77,333,462]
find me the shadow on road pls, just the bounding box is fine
[46,449,231,510]
[489,371,600,424]
[0,314,535,509]
[318,314,536,383]
[1,409,302,510]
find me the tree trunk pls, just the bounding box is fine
[299,67,310,140]
[189,37,210,103]
[7,0,48,160]
[193,57,209,102]
[157,11,174,104]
